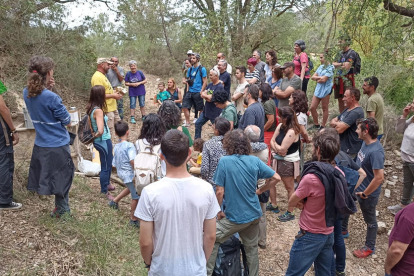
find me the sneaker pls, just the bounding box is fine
[388,204,404,215]
[129,220,140,228]
[182,121,190,127]
[278,211,295,222]
[258,244,266,249]
[108,200,119,210]
[193,118,198,124]
[0,201,22,210]
[142,115,146,121]
[342,230,349,238]
[130,117,136,124]
[266,203,280,213]
[107,184,116,191]
[307,125,320,131]
[353,246,374,258]
[50,207,72,219]
[336,271,345,276]
[104,192,114,201]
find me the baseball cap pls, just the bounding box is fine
[280,62,295,69]
[187,50,193,55]
[96,58,113,65]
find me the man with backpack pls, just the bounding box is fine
[136,130,220,276]
[333,35,361,113]
[183,53,207,127]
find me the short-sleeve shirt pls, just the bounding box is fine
[112,141,136,183]
[156,91,171,103]
[337,107,365,155]
[0,80,7,95]
[213,155,275,224]
[278,75,302,108]
[314,65,334,99]
[264,63,280,81]
[245,69,260,83]
[338,49,358,76]
[171,126,193,147]
[219,71,231,94]
[293,53,310,79]
[106,67,125,88]
[296,173,334,235]
[263,99,277,132]
[234,81,248,115]
[220,103,237,126]
[187,66,207,93]
[238,102,265,142]
[267,77,282,90]
[296,112,308,129]
[255,61,267,83]
[364,92,384,135]
[91,71,117,112]
[389,203,414,276]
[204,82,224,120]
[355,140,385,197]
[135,176,220,276]
[125,71,146,96]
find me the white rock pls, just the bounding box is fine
[156,78,160,81]
[388,230,392,236]
[387,181,396,187]
[392,175,398,179]
[378,221,387,234]
[372,254,378,259]
[376,210,379,216]
[384,189,391,198]
[372,273,377,276]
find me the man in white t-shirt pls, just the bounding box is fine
[232,66,249,116]
[135,129,220,276]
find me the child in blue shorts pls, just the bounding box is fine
[109,121,140,227]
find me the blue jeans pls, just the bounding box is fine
[130,95,145,109]
[332,217,346,274]
[286,231,334,276]
[93,139,113,194]
[117,98,124,120]
[194,112,214,139]
[358,195,379,250]
[0,122,14,205]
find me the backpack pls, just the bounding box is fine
[134,139,162,195]
[213,235,249,276]
[78,109,97,145]
[350,50,361,75]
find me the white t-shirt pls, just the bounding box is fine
[297,112,308,129]
[135,176,220,276]
[233,81,249,115]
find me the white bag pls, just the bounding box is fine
[134,140,161,195]
[78,157,101,176]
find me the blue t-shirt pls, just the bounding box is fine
[23,88,70,147]
[112,141,136,184]
[238,102,265,142]
[204,82,224,120]
[355,140,385,197]
[314,64,334,99]
[187,66,207,93]
[267,77,282,90]
[219,71,231,94]
[213,155,275,224]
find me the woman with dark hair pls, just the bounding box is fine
[23,56,74,217]
[158,100,193,146]
[246,57,260,85]
[268,106,301,221]
[259,83,278,165]
[268,66,283,107]
[264,50,280,81]
[293,39,311,93]
[211,88,237,130]
[87,85,115,200]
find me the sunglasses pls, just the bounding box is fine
[361,118,369,131]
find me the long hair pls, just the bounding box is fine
[279,106,301,134]
[138,113,166,151]
[259,83,273,102]
[265,49,278,66]
[291,90,308,114]
[86,85,107,115]
[167,78,177,91]
[157,100,181,129]
[272,66,283,80]
[27,56,55,98]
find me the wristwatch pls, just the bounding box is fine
[144,261,151,269]
[362,192,367,198]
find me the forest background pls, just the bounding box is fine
[1,0,414,111]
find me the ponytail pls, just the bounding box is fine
[27,56,54,98]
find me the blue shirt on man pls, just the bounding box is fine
[187,65,207,93]
[213,155,275,224]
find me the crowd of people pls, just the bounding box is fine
[0,34,413,276]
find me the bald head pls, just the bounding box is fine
[244,125,261,142]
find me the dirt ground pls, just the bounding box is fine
[0,72,405,276]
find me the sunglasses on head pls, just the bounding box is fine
[361,118,369,131]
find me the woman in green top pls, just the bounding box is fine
[259,83,278,165]
[158,100,193,147]
[211,88,237,130]
[87,85,115,200]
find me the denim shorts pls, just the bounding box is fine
[125,182,140,200]
[130,95,145,109]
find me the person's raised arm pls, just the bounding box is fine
[139,220,154,268]
[385,240,410,274]
[203,218,217,262]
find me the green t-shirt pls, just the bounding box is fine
[0,80,7,95]
[157,91,171,102]
[221,103,237,126]
[171,125,193,147]
[263,99,277,132]
[365,92,384,135]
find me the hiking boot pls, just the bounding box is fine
[278,211,295,222]
[266,203,280,213]
[107,184,116,191]
[258,243,266,249]
[50,207,72,219]
[130,117,136,124]
[307,125,320,131]
[342,230,349,238]
[353,246,374,258]
[336,271,346,276]
[388,204,404,215]
[0,201,22,210]
[129,220,140,228]
[108,200,119,210]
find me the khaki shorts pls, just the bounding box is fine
[106,110,121,137]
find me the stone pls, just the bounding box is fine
[396,165,403,170]
[372,273,377,276]
[387,181,396,187]
[372,254,378,259]
[378,221,387,234]
[388,230,392,236]
[384,189,391,198]
[392,175,398,179]
[376,210,379,216]
[394,150,401,156]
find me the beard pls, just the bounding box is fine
[244,96,249,106]
[311,150,319,162]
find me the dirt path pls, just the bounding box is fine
[1,72,404,275]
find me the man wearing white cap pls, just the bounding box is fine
[182,50,194,73]
[91,58,122,138]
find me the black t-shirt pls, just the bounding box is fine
[219,71,231,95]
[204,82,224,120]
[338,49,358,75]
[337,107,364,154]
[238,102,265,142]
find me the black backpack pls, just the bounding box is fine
[350,50,361,75]
[78,112,96,145]
[213,236,249,276]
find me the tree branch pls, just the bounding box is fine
[383,0,414,18]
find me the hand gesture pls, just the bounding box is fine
[403,103,411,118]
[114,93,122,100]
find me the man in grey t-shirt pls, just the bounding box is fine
[253,50,267,84]
[274,62,302,108]
[106,56,125,119]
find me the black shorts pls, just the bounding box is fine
[182,92,204,111]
